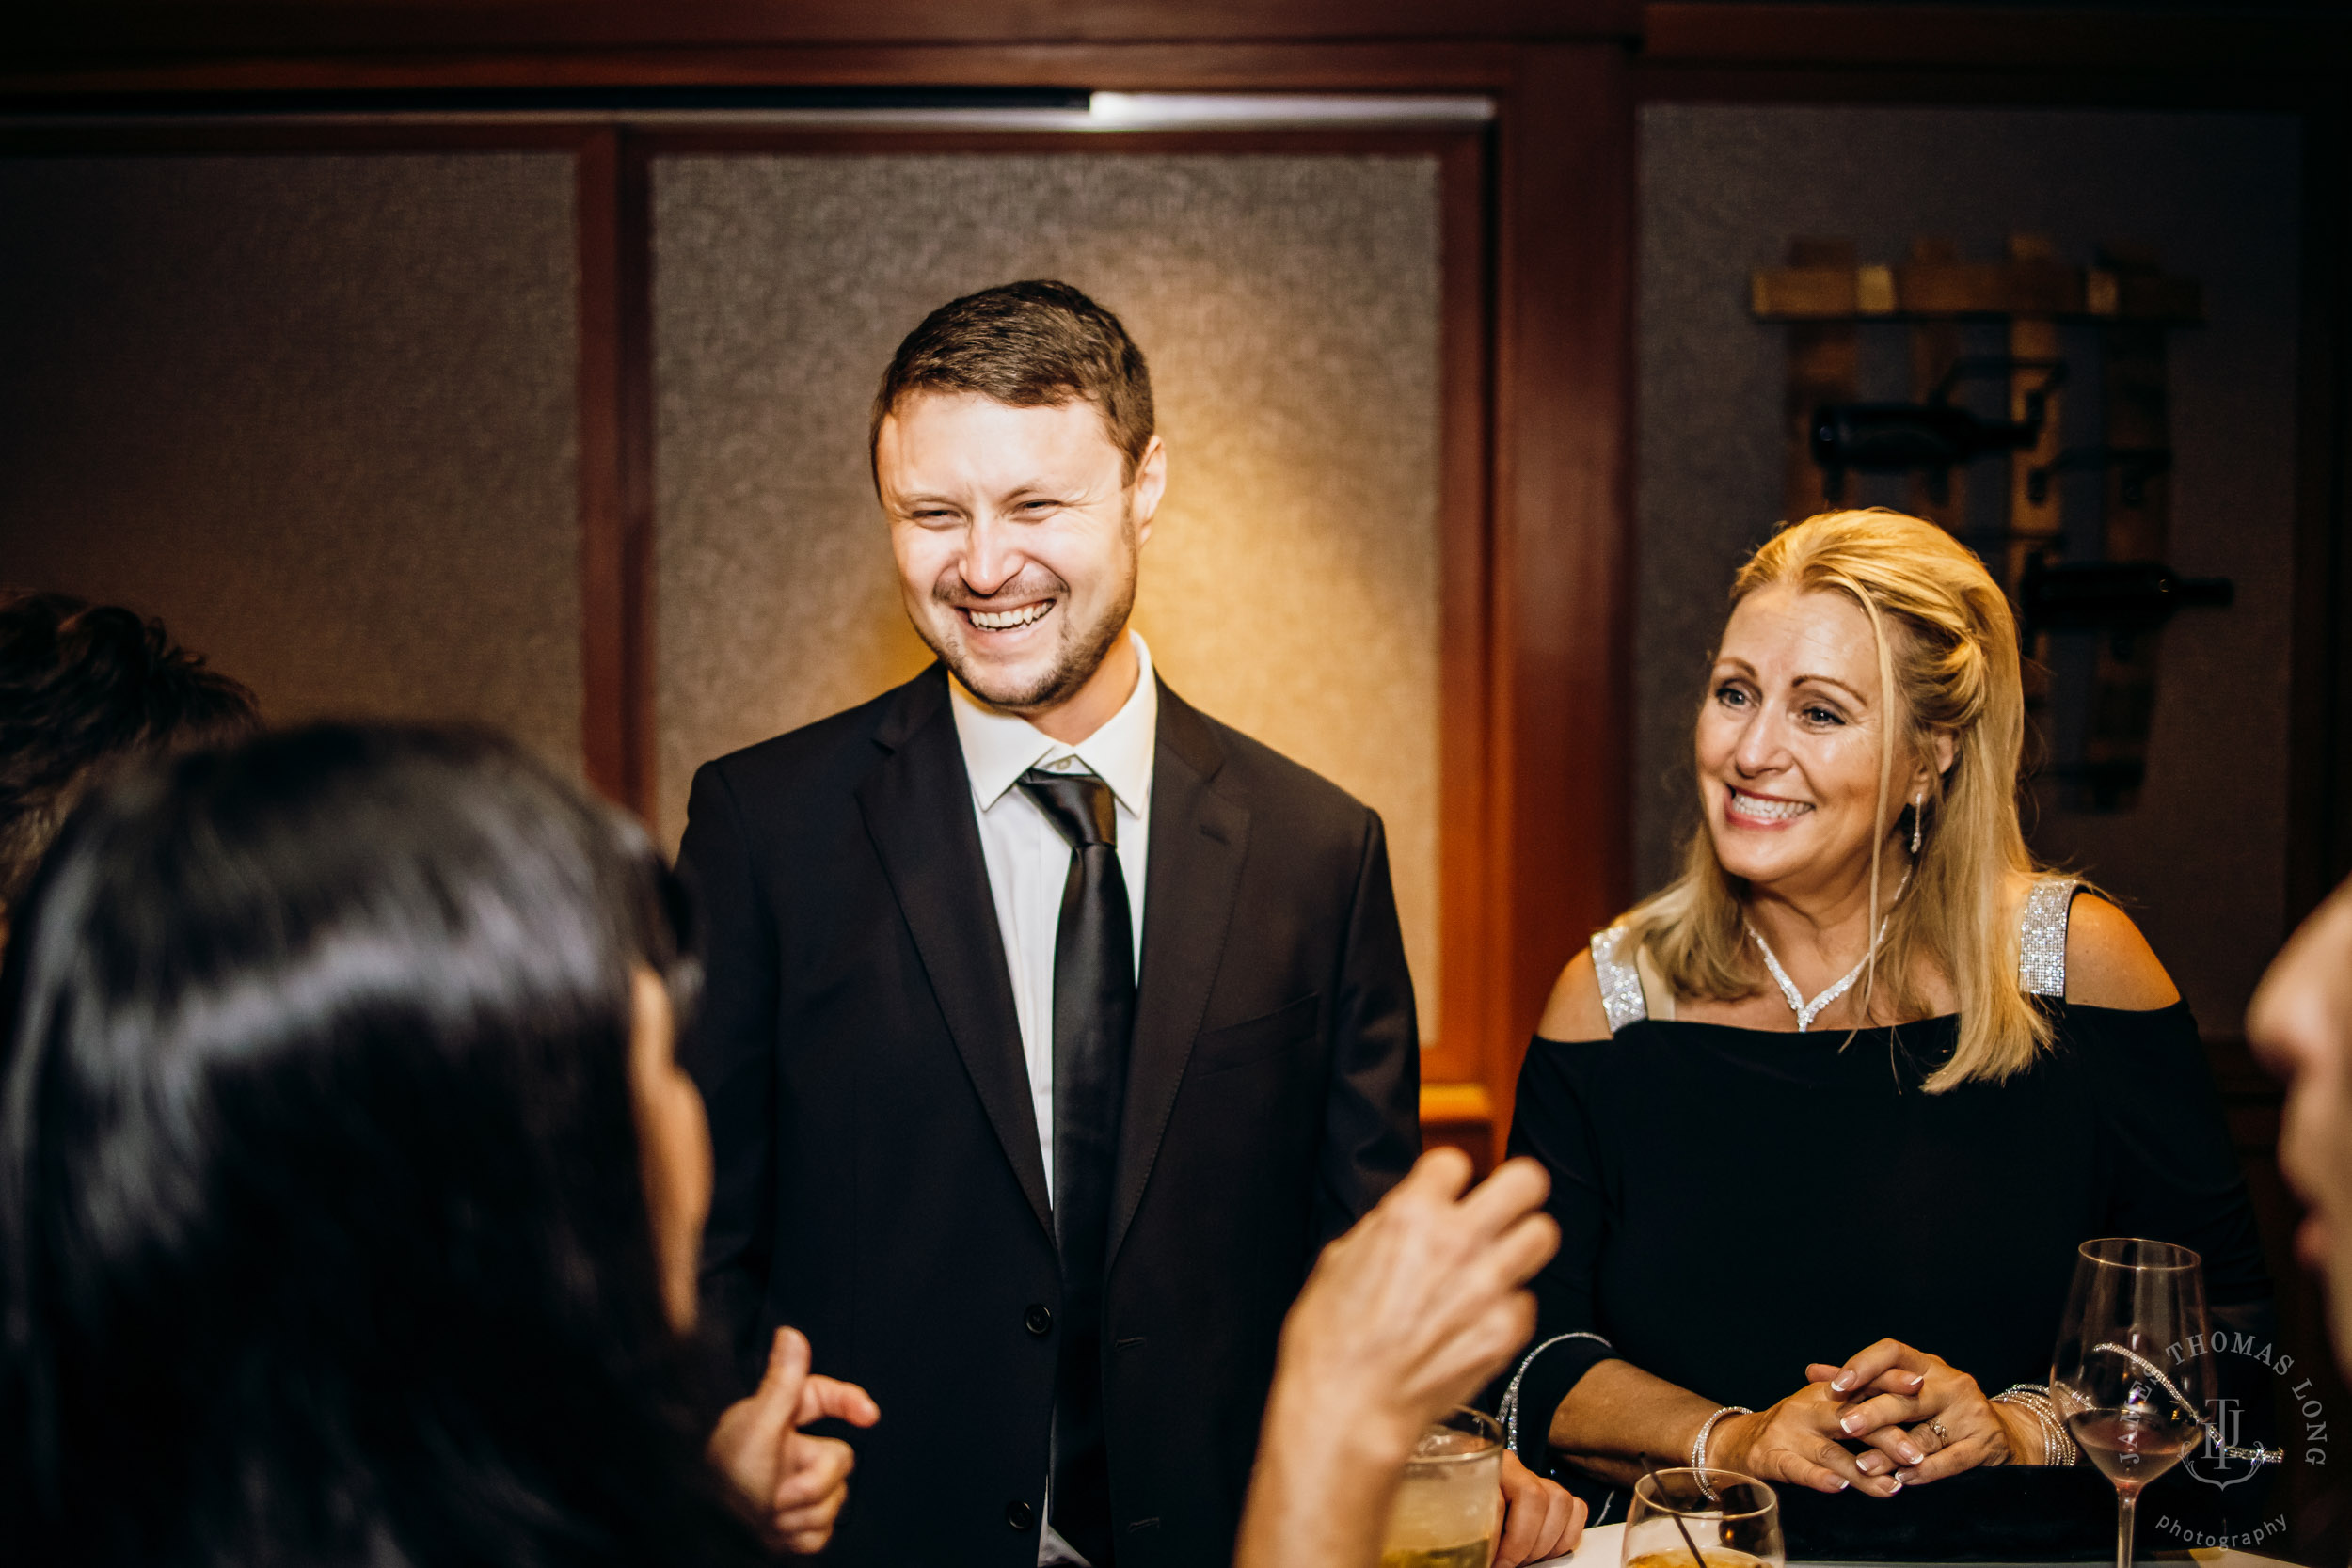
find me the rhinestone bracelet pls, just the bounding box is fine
[1692,1404,1753,1472]
[1991,1386,2066,1465]
[1991,1385,2077,1466]
[2028,1390,2078,1466]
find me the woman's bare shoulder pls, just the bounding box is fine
[2063,891,2182,1010]
[1538,944,1614,1041]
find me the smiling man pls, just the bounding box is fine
[675,281,1464,1568]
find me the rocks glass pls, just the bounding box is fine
[1623,1467,1784,1568]
[1380,1406,1504,1568]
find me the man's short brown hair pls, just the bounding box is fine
[869,279,1155,484]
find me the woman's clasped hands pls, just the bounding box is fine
[1708,1339,2042,1497]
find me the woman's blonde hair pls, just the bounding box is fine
[1620,508,2048,1091]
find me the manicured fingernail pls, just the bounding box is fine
[1840,1412,1866,1434]
[1834,1480,1850,1492]
[1885,1480,1904,1494]
[1897,1469,1917,1484]
[1832,1371,1858,1391]
[1908,1373,1926,1389]
[1856,1454,1879,1474]
[1898,1444,1923,1465]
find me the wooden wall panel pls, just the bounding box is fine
[0,150,585,778]
[647,148,1454,1041]
[1485,45,1637,1135]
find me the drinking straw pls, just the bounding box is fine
[1639,1453,1714,1568]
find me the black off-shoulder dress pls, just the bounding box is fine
[1498,884,2271,1520]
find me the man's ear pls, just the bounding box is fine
[1129,435,1168,544]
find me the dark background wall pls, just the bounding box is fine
[1636,104,2303,1031]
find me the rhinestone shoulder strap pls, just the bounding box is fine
[2017,878,2080,998]
[1589,927,1648,1034]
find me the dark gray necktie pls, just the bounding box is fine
[1018,767,1135,1566]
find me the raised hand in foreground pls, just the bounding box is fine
[1234,1149,1568,1568]
[707,1326,882,1553]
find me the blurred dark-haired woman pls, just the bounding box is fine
[0,723,871,1566]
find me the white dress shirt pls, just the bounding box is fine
[948,632,1157,1567]
[947,630,1156,1196]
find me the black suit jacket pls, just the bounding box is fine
[677,664,1420,1568]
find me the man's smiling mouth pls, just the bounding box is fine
[965,601,1052,631]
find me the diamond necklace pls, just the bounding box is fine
[1743,870,1912,1032]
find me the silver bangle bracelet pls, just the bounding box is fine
[1691,1404,1753,1472]
[2029,1393,2072,1466]
[1991,1384,2077,1466]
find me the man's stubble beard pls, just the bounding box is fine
[921,524,1139,716]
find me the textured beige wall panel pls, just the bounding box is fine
[654,153,1441,1034]
[0,154,581,777]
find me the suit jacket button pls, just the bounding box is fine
[1025,1304,1054,1336]
[1007,1499,1036,1530]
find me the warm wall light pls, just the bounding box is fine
[1084,93,1492,129]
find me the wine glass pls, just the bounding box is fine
[1623,1468,1784,1568]
[2051,1238,2213,1568]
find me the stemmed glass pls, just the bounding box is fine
[2051,1239,2214,1568]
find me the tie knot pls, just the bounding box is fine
[1019,768,1119,849]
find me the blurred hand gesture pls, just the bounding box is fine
[708,1326,882,1554]
[1237,1149,1563,1568]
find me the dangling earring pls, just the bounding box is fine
[1910,793,1924,856]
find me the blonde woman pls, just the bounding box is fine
[1498,511,2268,1513]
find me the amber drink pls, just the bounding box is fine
[1628,1551,1773,1568]
[1623,1468,1784,1568]
[1379,1408,1502,1568]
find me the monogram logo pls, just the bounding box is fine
[2183,1396,2259,1491]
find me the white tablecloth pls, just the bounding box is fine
[1528,1519,2291,1568]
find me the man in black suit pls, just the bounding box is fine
[680,280,1556,1568]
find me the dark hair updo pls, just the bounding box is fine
[0,590,258,913]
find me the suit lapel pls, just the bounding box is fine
[854,666,1053,1238]
[1111,681,1249,1264]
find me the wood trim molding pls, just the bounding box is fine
[1428,127,1498,1091]
[612,135,658,819]
[0,122,591,152]
[1485,43,1636,1139]
[578,128,627,808]
[635,126,1482,157]
[0,42,1530,99]
[575,127,658,820]
[7,2,1637,65]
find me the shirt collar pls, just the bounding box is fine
[948,631,1158,817]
